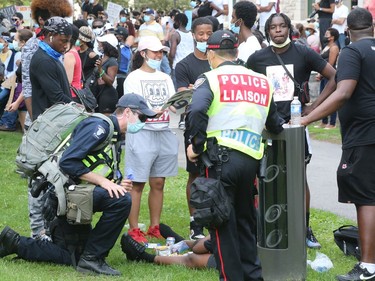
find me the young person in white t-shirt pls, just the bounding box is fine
[123,36,179,244]
[256,0,276,36]
[331,0,348,49]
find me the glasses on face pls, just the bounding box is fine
[92,26,103,29]
[130,109,147,122]
[12,18,19,22]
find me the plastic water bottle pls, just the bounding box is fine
[290,96,301,127]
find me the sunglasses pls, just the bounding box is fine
[12,18,19,22]
[92,26,103,29]
[130,109,147,122]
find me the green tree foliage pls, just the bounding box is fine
[0,0,29,8]
[133,0,186,12]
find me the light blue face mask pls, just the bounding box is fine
[120,16,127,23]
[190,1,196,8]
[146,56,161,70]
[230,23,240,34]
[0,43,4,51]
[8,43,14,50]
[196,41,207,53]
[305,30,310,37]
[144,15,151,22]
[127,119,145,133]
[87,19,93,27]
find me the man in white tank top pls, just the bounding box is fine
[169,13,194,89]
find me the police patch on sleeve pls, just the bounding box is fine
[93,125,106,139]
[193,77,206,90]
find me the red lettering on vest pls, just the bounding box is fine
[218,74,270,106]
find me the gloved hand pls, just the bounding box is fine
[42,189,58,221]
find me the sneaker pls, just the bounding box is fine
[147,225,163,239]
[178,121,185,130]
[121,233,146,261]
[0,125,16,132]
[128,228,148,244]
[190,221,205,240]
[306,227,321,249]
[337,263,375,281]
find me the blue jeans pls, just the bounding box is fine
[320,78,337,125]
[0,88,10,117]
[338,33,346,49]
[0,110,18,129]
[160,54,171,76]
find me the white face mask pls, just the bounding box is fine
[270,37,291,49]
[12,40,21,51]
[93,27,103,37]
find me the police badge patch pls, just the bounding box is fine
[193,77,206,90]
[93,125,106,139]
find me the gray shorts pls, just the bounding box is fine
[125,129,179,182]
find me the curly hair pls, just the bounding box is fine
[102,42,119,59]
[31,0,73,22]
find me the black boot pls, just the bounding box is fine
[121,233,148,262]
[0,226,20,258]
[76,253,121,276]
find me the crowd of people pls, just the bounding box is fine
[0,0,374,280]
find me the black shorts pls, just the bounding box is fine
[206,254,217,269]
[337,144,375,205]
[184,129,200,174]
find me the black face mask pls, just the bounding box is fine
[135,24,140,30]
[322,37,329,44]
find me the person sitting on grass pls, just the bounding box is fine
[121,223,217,270]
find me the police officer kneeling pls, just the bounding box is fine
[186,30,283,281]
[0,94,156,276]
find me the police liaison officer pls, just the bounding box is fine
[186,30,283,281]
[0,94,157,276]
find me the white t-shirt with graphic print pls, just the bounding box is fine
[123,68,175,131]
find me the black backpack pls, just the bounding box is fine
[333,225,360,260]
[190,177,231,229]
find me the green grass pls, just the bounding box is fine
[0,130,357,280]
[308,121,342,144]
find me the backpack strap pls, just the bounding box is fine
[90,113,121,182]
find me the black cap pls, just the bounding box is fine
[14,12,23,20]
[115,26,128,37]
[207,30,238,50]
[116,93,156,118]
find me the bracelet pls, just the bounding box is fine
[99,70,105,78]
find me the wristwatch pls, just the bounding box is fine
[319,7,322,11]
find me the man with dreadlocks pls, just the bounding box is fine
[247,12,336,249]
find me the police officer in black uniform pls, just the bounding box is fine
[0,94,156,276]
[186,30,283,281]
